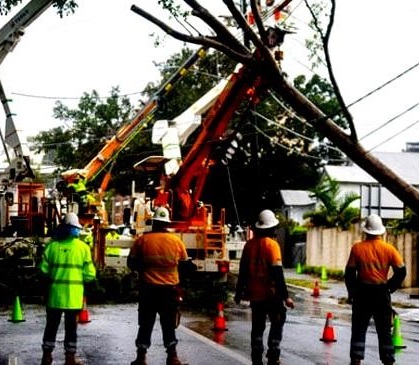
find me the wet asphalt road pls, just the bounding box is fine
[0,303,251,365]
[1,286,418,364]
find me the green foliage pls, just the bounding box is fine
[303,0,331,70]
[389,208,419,233]
[303,175,360,230]
[302,265,344,281]
[32,87,149,194]
[144,48,236,121]
[157,0,189,19]
[277,212,307,236]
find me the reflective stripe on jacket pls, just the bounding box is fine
[39,237,96,309]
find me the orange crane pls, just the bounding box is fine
[58,47,208,224]
[133,60,267,277]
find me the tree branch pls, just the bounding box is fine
[249,0,268,45]
[222,0,267,54]
[130,5,252,64]
[184,0,249,55]
[322,0,357,141]
[305,0,358,141]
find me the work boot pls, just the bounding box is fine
[350,359,361,365]
[166,346,187,365]
[267,348,280,365]
[130,350,147,365]
[64,352,83,365]
[251,350,263,365]
[40,349,53,365]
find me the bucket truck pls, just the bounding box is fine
[56,47,208,228]
[0,0,53,237]
[0,0,54,302]
[55,47,209,268]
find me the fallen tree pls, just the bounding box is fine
[131,0,419,214]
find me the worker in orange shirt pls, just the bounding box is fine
[234,209,294,365]
[127,207,189,365]
[345,214,406,365]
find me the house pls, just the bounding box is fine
[279,189,316,224]
[324,151,419,219]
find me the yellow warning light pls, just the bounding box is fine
[198,48,207,58]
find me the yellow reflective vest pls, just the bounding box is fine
[40,237,96,309]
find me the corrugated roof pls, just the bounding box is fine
[280,190,316,206]
[325,151,419,185]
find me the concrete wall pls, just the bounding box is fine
[306,225,418,288]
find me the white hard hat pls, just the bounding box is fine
[255,209,279,229]
[153,207,171,223]
[362,214,386,235]
[63,212,82,228]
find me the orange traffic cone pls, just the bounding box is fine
[78,297,91,324]
[311,279,320,297]
[212,302,228,331]
[320,312,337,342]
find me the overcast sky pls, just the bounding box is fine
[0,0,418,154]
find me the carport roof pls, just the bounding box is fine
[280,190,316,206]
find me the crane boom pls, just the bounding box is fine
[169,63,262,220]
[0,0,52,64]
[0,0,53,235]
[0,0,53,182]
[61,47,208,184]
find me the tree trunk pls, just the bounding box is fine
[270,69,419,215]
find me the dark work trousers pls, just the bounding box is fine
[350,284,395,364]
[135,284,179,352]
[42,308,79,353]
[250,300,286,362]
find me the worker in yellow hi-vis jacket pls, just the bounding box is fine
[39,213,96,365]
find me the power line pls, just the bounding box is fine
[347,60,419,108]
[360,101,419,141]
[11,90,144,100]
[369,118,419,152]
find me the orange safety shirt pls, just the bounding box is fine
[129,232,188,285]
[241,236,283,301]
[346,238,404,284]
